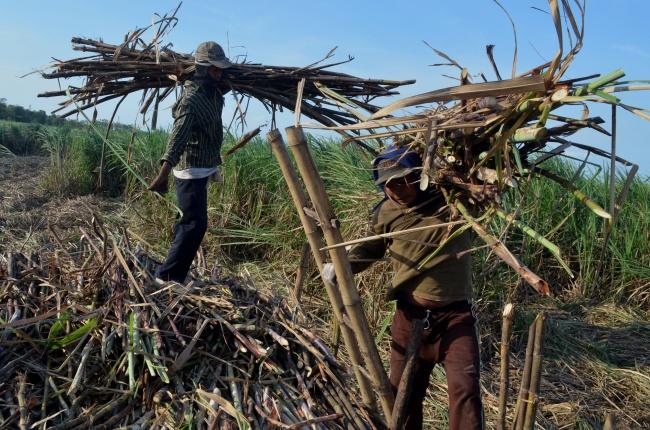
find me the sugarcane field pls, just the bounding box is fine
[1,1,650,429]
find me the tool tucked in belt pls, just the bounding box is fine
[397,299,472,330]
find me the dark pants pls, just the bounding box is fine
[156,177,209,283]
[389,300,483,430]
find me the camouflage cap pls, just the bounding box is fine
[194,41,232,69]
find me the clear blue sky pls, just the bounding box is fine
[1,0,649,175]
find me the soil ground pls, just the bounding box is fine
[0,156,124,251]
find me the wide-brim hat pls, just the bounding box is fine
[195,41,232,69]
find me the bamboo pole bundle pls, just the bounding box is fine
[0,223,384,429]
[512,313,546,430]
[523,313,546,430]
[267,129,377,411]
[285,126,395,422]
[512,317,536,430]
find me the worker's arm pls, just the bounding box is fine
[321,235,386,287]
[148,161,172,194]
[347,206,388,274]
[322,204,387,286]
[161,104,194,168]
[148,102,194,194]
[347,234,388,274]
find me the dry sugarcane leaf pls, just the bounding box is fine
[492,0,518,78]
[486,44,503,81]
[197,389,251,429]
[370,76,546,119]
[423,41,463,70]
[546,0,563,80]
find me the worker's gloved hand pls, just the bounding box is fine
[322,263,337,285]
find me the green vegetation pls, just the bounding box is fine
[0,100,133,156]
[0,120,49,155]
[36,125,167,196]
[28,124,649,308]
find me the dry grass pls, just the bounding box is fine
[0,156,124,252]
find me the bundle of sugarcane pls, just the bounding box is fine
[0,224,381,429]
[308,0,648,295]
[36,5,413,134]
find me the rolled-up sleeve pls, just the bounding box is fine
[161,108,194,167]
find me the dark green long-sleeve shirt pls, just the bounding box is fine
[161,79,225,170]
[348,195,472,302]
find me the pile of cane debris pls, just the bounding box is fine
[0,223,381,429]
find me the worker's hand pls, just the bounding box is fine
[148,162,172,195]
[322,263,337,285]
[148,174,169,195]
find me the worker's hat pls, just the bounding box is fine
[195,41,232,69]
[372,145,422,186]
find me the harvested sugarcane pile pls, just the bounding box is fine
[0,224,382,429]
[309,0,648,295]
[36,5,413,134]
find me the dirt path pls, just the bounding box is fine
[0,156,123,251]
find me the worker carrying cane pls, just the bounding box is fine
[148,41,231,284]
[323,145,484,430]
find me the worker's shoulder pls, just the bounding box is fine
[172,86,206,120]
[172,92,196,116]
[182,84,207,104]
[370,197,385,213]
[370,198,394,225]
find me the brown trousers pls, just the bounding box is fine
[389,300,484,430]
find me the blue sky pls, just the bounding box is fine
[1,0,649,175]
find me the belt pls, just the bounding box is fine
[397,299,471,329]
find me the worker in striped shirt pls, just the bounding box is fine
[148,41,231,283]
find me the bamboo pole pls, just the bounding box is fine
[523,313,546,430]
[285,126,395,422]
[268,130,326,270]
[390,319,424,430]
[512,317,536,430]
[497,303,515,430]
[267,129,376,410]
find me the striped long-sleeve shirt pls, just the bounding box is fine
[161,79,225,170]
